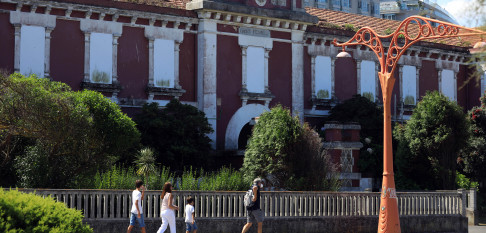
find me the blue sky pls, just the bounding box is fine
[434,0,484,27]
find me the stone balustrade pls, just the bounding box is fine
[13,189,475,220]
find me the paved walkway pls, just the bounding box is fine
[469,225,486,233]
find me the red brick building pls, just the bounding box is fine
[0,0,483,154]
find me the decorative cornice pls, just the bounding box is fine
[191,7,316,31]
[2,0,199,32]
[186,0,317,25]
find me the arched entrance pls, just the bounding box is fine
[238,122,253,150]
[225,104,269,150]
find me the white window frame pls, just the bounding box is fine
[11,12,56,77]
[89,32,113,84]
[153,39,176,88]
[440,69,456,101]
[314,55,332,99]
[402,65,417,105]
[19,25,46,77]
[360,60,377,102]
[246,46,265,93]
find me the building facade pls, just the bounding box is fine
[304,0,381,17]
[0,0,482,154]
[380,0,458,24]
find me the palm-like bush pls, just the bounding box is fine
[135,148,158,187]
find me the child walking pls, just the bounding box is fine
[185,196,197,233]
[127,180,146,233]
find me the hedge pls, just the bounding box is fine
[0,189,92,233]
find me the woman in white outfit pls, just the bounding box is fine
[157,182,178,233]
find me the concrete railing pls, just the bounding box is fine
[13,188,475,221]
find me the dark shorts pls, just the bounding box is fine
[129,213,145,228]
[247,209,264,223]
[186,222,198,231]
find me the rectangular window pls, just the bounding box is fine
[402,65,417,105]
[343,0,349,7]
[246,46,265,93]
[441,69,455,101]
[90,33,113,84]
[154,39,175,88]
[362,0,368,11]
[20,25,45,77]
[361,60,376,102]
[333,0,340,6]
[315,56,332,99]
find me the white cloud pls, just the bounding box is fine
[441,0,484,27]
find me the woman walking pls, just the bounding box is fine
[157,182,178,233]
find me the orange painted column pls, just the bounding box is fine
[377,72,401,233]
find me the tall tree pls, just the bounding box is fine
[134,99,214,171]
[461,93,486,190]
[242,105,339,190]
[398,91,469,190]
[0,73,140,188]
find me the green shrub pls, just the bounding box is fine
[0,73,140,188]
[0,189,92,233]
[456,171,479,190]
[243,105,339,190]
[179,167,198,191]
[199,167,247,191]
[344,23,356,31]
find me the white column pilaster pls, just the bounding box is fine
[416,66,421,103]
[197,18,218,148]
[264,48,270,93]
[311,55,316,97]
[482,72,486,95]
[148,38,154,86]
[438,69,443,93]
[375,62,380,101]
[291,30,305,121]
[13,24,21,73]
[174,42,181,89]
[112,34,120,84]
[356,59,362,94]
[241,45,248,91]
[331,58,336,98]
[84,32,91,82]
[454,71,458,101]
[398,65,403,102]
[44,27,53,77]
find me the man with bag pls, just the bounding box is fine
[241,178,264,233]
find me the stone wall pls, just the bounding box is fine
[85,215,468,233]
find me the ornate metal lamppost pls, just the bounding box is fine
[333,16,486,233]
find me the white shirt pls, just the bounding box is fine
[185,204,195,223]
[130,190,143,214]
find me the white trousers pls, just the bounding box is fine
[157,209,176,233]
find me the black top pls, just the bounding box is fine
[249,185,261,211]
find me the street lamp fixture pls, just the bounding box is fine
[333,16,486,233]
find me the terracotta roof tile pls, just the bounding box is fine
[305,7,482,48]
